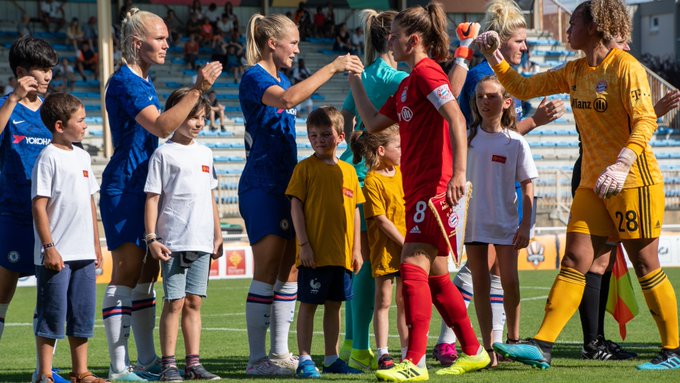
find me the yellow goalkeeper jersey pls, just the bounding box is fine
[493,49,663,189]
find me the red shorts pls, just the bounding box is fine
[404,197,449,256]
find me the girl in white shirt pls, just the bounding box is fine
[465,75,537,366]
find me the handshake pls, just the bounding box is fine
[453,23,501,66]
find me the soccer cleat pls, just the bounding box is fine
[270,353,299,371]
[32,369,69,383]
[339,339,353,361]
[493,340,551,369]
[432,343,458,366]
[159,366,182,382]
[134,358,161,381]
[246,358,294,376]
[323,358,363,374]
[375,360,428,382]
[436,348,490,376]
[378,354,395,370]
[603,338,637,360]
[184,364,220,380]
[636,349,680,370]
[348,348,378,371]
[295,359,321,379]
[109,366,148,382]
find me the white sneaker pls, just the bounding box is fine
[246,358,294,376]
[133,357,161,380]
[270,353,299,371]
[109,366,148,382]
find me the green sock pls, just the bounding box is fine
[351,261,375,350]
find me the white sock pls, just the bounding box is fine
[131,282,158,367]
[103,285,132,373]
[377,347,389,359]
[401,347,408,361]
[246,280,273,365]
[490,274,506,344]
[437,263,474,345]
[0,303,8,342]
[323,355,338,367]
[415,354,426,368]
[270,280,297,358]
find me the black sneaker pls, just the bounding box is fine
[581,338,613,360]
[184,364,220,381]
[603,338,637,360]
[160,366,183,382]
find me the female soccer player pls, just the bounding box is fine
[350,3,490,381]
[478,0,680,370]
[100,9,221,381]
[239,13,362,376]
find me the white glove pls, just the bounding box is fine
[594,147,637,199]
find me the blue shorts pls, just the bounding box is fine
[161,251,210,300]
[239,189,294,245]
[35,260,96,339]
[0,219,36,275]
[298,266,353,304]
[100,191,146,250]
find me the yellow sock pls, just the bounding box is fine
[639,269,680,350]
[535,267,586,343]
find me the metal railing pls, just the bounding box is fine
[644,65,680,133]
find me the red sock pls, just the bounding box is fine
[401,263,432,363]
[429,273,480,355]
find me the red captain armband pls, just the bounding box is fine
[455,46,473,61]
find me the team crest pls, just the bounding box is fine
[280,219,290,231]
[7,250,19,263]
[401,87,408,102]
[595,80,607,94]
[447,212,459,229]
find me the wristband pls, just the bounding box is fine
[144,233,157,241]
[455,46,473,61]
[43,242,55,249]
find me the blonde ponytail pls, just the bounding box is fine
[245,13,296,66]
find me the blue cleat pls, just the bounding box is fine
[295,359,321,379]
[322,358,363,374]
[493,339,551,369]
[637,349,680,370]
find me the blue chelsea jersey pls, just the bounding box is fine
[102,65,161,195]
[0,95,51,223]
[238,64,297,195]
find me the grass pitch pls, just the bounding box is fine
[1,269,679,382]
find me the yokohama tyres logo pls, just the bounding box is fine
[12,135,51,145]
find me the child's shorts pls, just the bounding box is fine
[0,219,35,276]
[298,266,353,304]
[35,260,96,339]
[161,251,211,300]
[239,188,294,245]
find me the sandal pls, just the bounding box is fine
[68,371,109,383]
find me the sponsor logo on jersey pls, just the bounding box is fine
[12,119,25,124]
[571,97,608,113]
[400,107,413,122]
[401,87,408,102]
[595,80,607,93]
[492,155,507,164]
[202,165,210,173]
[593,97,608,112]
[277,108,298,116]
[82,170,89,178]
[409,225,421,234]
[12,135,51,145]
[342,187,354,198]
[309,278,321,294]
[630,89,651,102]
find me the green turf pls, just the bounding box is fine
[2,269,679,382]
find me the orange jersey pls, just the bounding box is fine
[493,49,663,189]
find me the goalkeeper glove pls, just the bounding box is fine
[594,147,637,199]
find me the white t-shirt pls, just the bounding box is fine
[144,140,217,253]
[465,128,538,244]
[41,1,63,18]
[31,144,99,264]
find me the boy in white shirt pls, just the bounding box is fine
[32,93,104,383]
[144,88,224,382]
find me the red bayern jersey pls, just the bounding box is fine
[379,58,456,206]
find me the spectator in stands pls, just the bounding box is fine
[17,14,31,38]
[350,27,364,56]
[189,0,203,19]
[39,0,65,33]
[200,17,214,46]
[224,43,244,83]
[334,23,356,54]
[207,90,227,132]
[186,12,202,38]
[294,2,312,40]
[164,9,184,45]
[205,3,221,28]
[99,8,222,381]
[325,2,336,37]
[53,57,76,92]
[82,16,98,48]
[223,2,239,32]
[76,41,99,81]
[4,76,16,95]
[313,6,326,38]
[238,12,362,376]
[185,33,200,70]
[66,18,84,50]
[217,13,234,36]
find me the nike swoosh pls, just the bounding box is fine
[463,23,472,37]
[148,96,153,101]
[13,120,25,124]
